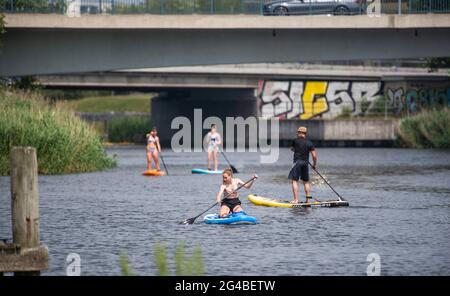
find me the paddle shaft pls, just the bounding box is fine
[220,151,238,173]
[186,176,256,222]
[308,161,345,201]
[159,150,169,175]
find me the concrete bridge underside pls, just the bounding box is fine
[1,14,450,76]
[151,89,258,147]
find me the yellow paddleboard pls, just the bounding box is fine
[247,194,348,208]
[247,194,317,208]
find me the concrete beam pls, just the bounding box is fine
[38,73,259,89]
[4,14,450,30]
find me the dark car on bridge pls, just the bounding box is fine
[263,0,365,16]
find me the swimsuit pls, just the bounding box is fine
[221,179,241,211]
[221,198,242,211]
[207,132,221,152]
[147,135,158,153]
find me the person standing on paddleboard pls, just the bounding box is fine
[146,127,162,171]
[206,124,222,171]
[288,126,317,204]
[216,168,258,218]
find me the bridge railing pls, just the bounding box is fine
[0,0,449,15]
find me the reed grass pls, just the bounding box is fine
[119,251,136,276]
[397,108,450,148]
[0,89,116,175]
[119,242,204,276]
[107,116,150,143]
[174,241,204,276]
[66,93,152,113]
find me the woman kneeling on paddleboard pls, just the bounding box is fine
[216,168,257,218]
[146,127,162,170]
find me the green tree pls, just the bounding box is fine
[0,14,4,34]
[0,0,65,13]
[426,57,450,72]
[0,13,5,48]
[10,76,42,91]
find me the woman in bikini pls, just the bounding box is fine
[206,124,222,171]
[146,127,162,170]
[215,168,258,218]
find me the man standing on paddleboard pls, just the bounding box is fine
[288,126,317,204]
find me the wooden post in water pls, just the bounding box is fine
[10,147,41,276]
[0,147,48,275]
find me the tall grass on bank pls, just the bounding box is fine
[119,242,205,276]
[397,108,450,148]
[0,89,116,175]
[119,251,136,276]
[67,93,152,113]
[107,116,150,143]
[154,241,204,276]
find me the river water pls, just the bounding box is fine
[1,146,449,275]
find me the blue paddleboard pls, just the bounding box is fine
[191,168,223,174]
[203,212,257,225]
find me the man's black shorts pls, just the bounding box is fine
[288,160,309,182]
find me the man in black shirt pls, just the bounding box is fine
[288,126,317,204]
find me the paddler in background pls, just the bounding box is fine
[206,124,222,171]
[146,127,162,171]
[288,126,317,204]
[215,168,258,217]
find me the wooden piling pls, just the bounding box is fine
[0,147,48,276]
[11,147,40,250]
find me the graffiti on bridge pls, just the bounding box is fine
[258,80,383,119]
[387,86,450,115]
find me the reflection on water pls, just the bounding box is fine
[0,147,449,275]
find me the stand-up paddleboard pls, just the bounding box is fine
[204,212,257,225]
[248,194,349,208]
[191,168,223,174]
[142,169,165,176]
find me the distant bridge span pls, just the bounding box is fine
[36,64,450,90]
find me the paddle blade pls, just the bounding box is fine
[180,217,196,225]
[230,165,238,174]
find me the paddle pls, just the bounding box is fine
[221,151,238,174]
[180,176,257,225]
[159,149,169,176]
[308,161,346,201]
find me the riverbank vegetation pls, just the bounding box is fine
[0,89,116,175]
[397,108,450,148]
[107,116,151,143]
[65,93,153,143]
[67,93,152,113]
[120,242,204,276]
